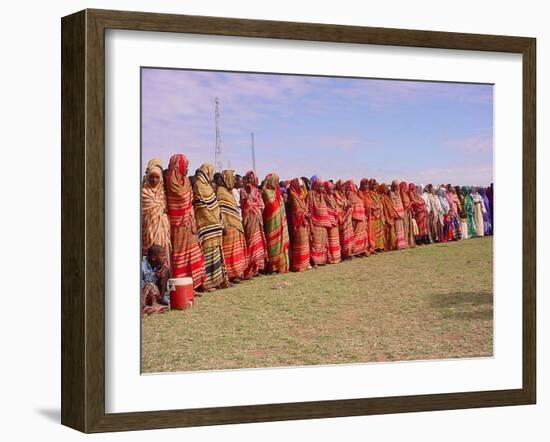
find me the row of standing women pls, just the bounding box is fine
[142,154,493,293]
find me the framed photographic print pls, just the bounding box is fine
[61,9,536,433]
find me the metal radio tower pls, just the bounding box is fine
[251,132,256,171]
[214,97,223,172]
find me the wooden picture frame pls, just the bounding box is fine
[61,8,536,433]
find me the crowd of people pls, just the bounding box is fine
[141,153,494,314]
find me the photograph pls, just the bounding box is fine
[140,67,495,373]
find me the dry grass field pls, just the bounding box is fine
[142,237,493,373]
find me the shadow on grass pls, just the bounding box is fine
[430,291,493,308]
[440,309,493,321]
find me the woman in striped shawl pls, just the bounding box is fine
[193,163,229,290]
[240,170,267,278]
[409,183,429,244]
[399,181,416,248]
[357,178,375,254]
[142,158,172,261]
[165,154,205,289]
[377,183,398,251]
[345,179,369,256]
[324,181,342,264]
[217,170,248,282]
[390,180,407,250]
[288,178,311,272]
[308,179,331,266]
[367,178,385,252]
[262,173,290,273]
[334,180,355,259]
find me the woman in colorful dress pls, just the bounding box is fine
[216,169,248,282]
[288,177,311,272]
[240,170,267,278]
[345,179,369,256]
[461,186,477,238]
[165,154,205,289]
[426,184,443,243]
[389,180,407,250]
[324,181,342,264]
[456,186,469,239]
[446,184,462,240]
[409,183,429,244]
[142,158,172,261]
[334,180,355,259]
[479,187,493,236]
[367,179,385,251]
[471,187,486,237]
[307,179,331,266]
[358,178,375,254]
[399,181,416,248]
[377,184,396,251]
[193,163,229,290]
[262,173,290,273]
[437,187,452,242]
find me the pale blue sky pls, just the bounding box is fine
[142,68,493,186]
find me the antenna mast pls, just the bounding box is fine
[214,97,223,172]
[251,132,256,172]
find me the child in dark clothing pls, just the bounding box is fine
[141,244,171,315]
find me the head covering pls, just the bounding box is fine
[193,163,222,246]
[216,169,243,232]
[196,163,214,184]
[220,169,236,190]
[142,159,171,256]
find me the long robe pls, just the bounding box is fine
[409,184,428,243]
[346,181,369,256]
[324,182,342,264]
[217,170,248,281]
[399,183,416,248]
[288,179,310,272]
[262,173,290,273]
[142,160,172,260]
[471,191,485,237]
[165,154,205,289]
[240,171,267,278]
[308,182,331,265]
[193,163,227,289]
[334,181,355,258]
[390,189,407,250]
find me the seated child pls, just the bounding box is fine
[141,244,171,315]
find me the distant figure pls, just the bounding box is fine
[367,178,385,252]
[399,181,416,248]
[357,178,375,253]
[217,170,248,282]
[232,174,244,216]
[471,187,486,237]
[288,178,311,272]
[377,183,398,251]
[334,180,355,259]
[193,163,229,291]
[166,154,205,289]
[478,187,492,236]
[461,186,477,238]
[240,170,267,278]
[409,183,429,244]
[346,179,369,256]
[323,181,342,264]
[262,173,290,273]
[390,180,407,250]
[308,179,331,266]
[141,244,170,315]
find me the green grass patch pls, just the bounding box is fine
[142,237,493,372]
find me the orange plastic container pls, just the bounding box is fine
[167,277,194,310]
